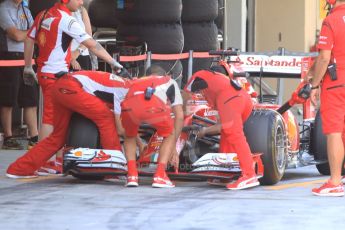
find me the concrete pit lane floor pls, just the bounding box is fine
[1,150,345,230]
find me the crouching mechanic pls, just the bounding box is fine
[6,71,130,178]
[121,69,184,188]
[184,69,259,190]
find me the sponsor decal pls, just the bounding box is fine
[230,55,305,74]
[203,110,218,117]
[41,17,55,31]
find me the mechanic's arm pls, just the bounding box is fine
[198,124,221,138]
[309,50,331,105]
[172,105,184,141]
[114,114,125,137]
[309,50,331,87]
[82,39,122,69]
[180,90,191,114]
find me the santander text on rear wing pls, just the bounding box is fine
[229,50,318,78]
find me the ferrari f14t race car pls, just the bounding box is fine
[62,49,333,186]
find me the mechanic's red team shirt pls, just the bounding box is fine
[72,71,131,114]
[27,3,91,73]
[318,4,345,88]
[126,75,183,107]
[184,70,239,108]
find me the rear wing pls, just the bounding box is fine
[229,51,318,78]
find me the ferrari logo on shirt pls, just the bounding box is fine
[38,32,46,47]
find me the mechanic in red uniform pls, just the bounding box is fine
[23,0,122,140]
[184,69,259,190]
[6,71,130,178]
[308,0,345,197]
[121,66,184,188]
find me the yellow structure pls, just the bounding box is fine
[255,0,325,52]
[253,0,328,101]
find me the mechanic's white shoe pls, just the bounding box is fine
[312,181,344,197]
[6,172,38,179]
[226,175,260,190]
[152,176,175,188]
[126,175,139,187]
[37,160,63,176]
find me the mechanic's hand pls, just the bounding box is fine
[310,87,320,106]
[197,127,206,138]
[23,66,38,86]
[71,59,81,71]
[110,58,123,72]
[169,149,179,173]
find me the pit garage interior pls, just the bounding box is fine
[0,1,344,230]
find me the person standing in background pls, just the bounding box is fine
[0,0,38,150]
[70,5,93,71]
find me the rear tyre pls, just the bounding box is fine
[244,109,288,185]
[311,110,345,175]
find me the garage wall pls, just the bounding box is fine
[255,0,305,51]
[255,0,321,52]
[253,0,322,102]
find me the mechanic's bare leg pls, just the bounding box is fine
[327,133,344,185]
[24,107,39,147]
[1,107,13,137]
[0,107,23,149]
[24,107,38,137]
[124,136,139,187]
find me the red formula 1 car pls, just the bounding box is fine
[63,91,264,183]
[63,49,331,185]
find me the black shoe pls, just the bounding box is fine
[2,137,24,150]
[27,136,38,150]
[27,140,38,150]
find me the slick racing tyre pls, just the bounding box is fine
[66,113,100,149]
[117,23,184,54]
[88,0,118,28]
[244,109,288,185]
[29,0,55,18]
[183,22,219,52]
[311,110,345,175]
[182,0,218,22]
[116,0,182,23]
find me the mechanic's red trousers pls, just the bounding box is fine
[121,94,174,137]
[37,69,57,125]
[216,90,255,177]
[7,77,120,175]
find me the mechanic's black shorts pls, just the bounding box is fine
[0,52,39,108]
